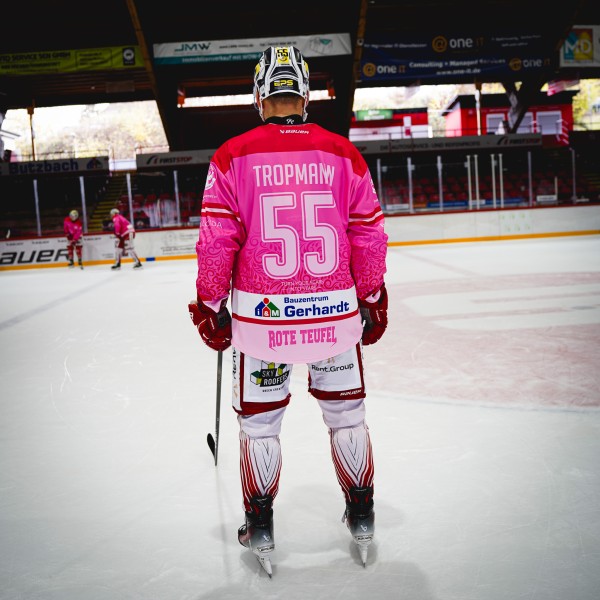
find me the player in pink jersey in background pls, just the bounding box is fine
[110,208,143,270]
[64,209,84,269]
[188,46,388,576]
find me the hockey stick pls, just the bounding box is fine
[207,349,223,466]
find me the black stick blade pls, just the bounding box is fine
[207,433,217,465]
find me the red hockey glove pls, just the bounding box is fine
[358,284,388,346]
[188,298,232,351]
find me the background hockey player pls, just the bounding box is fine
[188,45,388,576]
[64,209,84,269]
[110,208,143,270]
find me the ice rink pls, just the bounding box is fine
[1,235,599,600]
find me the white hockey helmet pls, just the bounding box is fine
[69,209,79,220]
[110,208,120,217]
[253,46,310,121]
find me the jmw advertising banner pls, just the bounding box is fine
[360,32,552,83]
[560,25,600,67]
[0,47,143,76]
[153,33,351,65]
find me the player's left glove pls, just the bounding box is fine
[358,284,388,345]
[188,298,232,351]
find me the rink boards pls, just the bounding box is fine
[1,205,599,270]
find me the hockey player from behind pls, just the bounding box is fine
[188,46,388,576]
[110,208,143,270]
[64,209,84,269]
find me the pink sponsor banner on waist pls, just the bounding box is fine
[231,288,362,363]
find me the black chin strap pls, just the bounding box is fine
[264,114,304,125]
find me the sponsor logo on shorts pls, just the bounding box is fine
[311,363,355,372]
[339,388,362,396]
[250,361,290,387]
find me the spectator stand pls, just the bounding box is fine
[134,149,211,229]
[2,135,599,239]
[367,136,599,216]
[0,155,110,238]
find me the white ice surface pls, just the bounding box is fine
[1,236,600,600]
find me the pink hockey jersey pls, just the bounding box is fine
[196,121,388,363]
[112,214,134,238]
[63,216,83,241]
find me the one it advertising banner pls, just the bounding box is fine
[560,25,600,67]
[360,31,553,83]
[153,33,352,65]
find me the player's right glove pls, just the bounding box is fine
[188,298,232,351]
[358,284,388,345]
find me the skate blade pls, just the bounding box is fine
[358,544,368,567]
[257,556,272,578]
[353,535,372,567]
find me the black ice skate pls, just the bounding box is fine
[68,259,74,268]
[78,259,83,270]
[343,486,375,567]
[133,261,143,269]
[238,495,274,577]
[111,262,121,270]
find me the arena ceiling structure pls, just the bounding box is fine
[1,0,599,153]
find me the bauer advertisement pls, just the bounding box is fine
[0,228,197,270]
